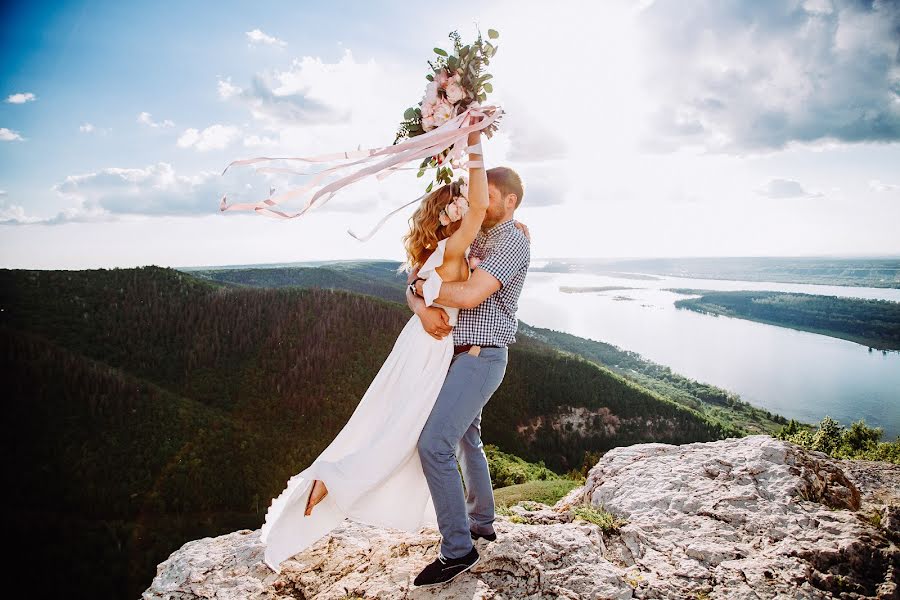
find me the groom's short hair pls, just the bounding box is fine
[486,166,524,209]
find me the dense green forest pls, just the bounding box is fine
[2,265,738,599]
[534,256,900,288]
[671,289,900,351]
[190,261,789,434]
[184,259,407,300]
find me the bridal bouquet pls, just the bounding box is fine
[218,26,504,241]
[394,28,503,194]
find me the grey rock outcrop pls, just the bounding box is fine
[144,435,898,599]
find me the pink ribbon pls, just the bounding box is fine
[219,104,504,235]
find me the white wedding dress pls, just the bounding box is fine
[260,238,465,573]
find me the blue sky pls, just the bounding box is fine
[2,0,899,269]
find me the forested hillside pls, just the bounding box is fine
[185,260,407,301]
[518,322,788,434]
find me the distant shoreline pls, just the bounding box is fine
[559,285,638,293]
[532,256,900,290]
[674,290,900,351]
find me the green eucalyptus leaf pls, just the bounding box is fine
[426,73,434,81]
[426,181,434,193]
[483,82,493,93]
[488,29,499,39]
[404,108,416,120]
[417,170,425,178]
[434,47,448,57]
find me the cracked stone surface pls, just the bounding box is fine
[143,435,898,599]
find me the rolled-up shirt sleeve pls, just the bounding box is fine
[476,232,531,287]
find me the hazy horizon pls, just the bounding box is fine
[2,252,896,272]
[168,253,900,271]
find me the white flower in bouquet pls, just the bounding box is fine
[431,99,455,127]
[445,79,466,104]
[421,98,436,118]
[460,182,468,197]
[423,79,440,106]
[435,68,450,88]
[439,211,451,226]
[422,113,437,131]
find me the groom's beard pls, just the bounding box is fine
[482,211,508,230]
[482,211,502,229]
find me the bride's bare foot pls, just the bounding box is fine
[304,479,328,516]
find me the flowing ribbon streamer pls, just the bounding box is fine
[218,104,504,232]
[220,104,501,217]
[347,154,484,242]
[346,192,428,242]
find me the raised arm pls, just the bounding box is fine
[444,122,488,259]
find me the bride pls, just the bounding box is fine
[260,121,524,573]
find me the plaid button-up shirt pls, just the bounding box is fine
[454,218,531,347]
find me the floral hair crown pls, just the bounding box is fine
[439,177,470,227]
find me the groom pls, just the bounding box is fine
[405,166,531,588]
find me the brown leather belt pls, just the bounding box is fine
[454,344,501,355]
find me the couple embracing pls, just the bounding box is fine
[260,125,531,589]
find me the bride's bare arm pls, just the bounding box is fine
[444,125,488,258]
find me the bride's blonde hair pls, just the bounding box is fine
[400,183,460,273]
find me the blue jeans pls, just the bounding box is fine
[417,346,509,558]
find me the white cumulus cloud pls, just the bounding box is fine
[636,0,900,153]
[246,28,286,47]
[0,127,26,141]
[217,76,242,99]
[6,92,37,104]
[177,124,242,151]
[137,111,174,128]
